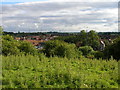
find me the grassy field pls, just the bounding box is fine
[2,54,119,88]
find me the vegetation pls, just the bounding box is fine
[2,55,119,88]
[43,40,80,59]
[2,35,38,56]
[1,27,120,88]
[56,30,100,50]
[0,26,2,55]
[0,26,3,35]
[104,37,120,60]
[78,46,93,56]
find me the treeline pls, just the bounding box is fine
[98,32,120,35]
[3,31,46,37]
[1,26,120,60]
[2,34,120,60]
[43,37,120,60]
[55,30,100,50]
[3,31,73,37]
[3,30,120,37]
[54,30,120,60]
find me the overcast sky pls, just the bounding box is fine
[0,0,119,32]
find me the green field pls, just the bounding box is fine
[2,55,119,88]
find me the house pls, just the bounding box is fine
[100,39,105,51]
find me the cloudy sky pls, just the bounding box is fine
[0,0,119,32]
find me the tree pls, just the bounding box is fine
[18,41,38,55]
[43,40,79,59]
[79,30,88,46]
[2,35,20,55]
[104,37,120,60]
[87,30,100,50]
[55,30,100,51]
[77,30,100,50]
[2,34,14,41]
[78,46,94,56]
[2,35,38,56]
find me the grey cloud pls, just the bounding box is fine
[1,2,118,32]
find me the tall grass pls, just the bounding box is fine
[2,54,119,88]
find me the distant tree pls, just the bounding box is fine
[77,30,100,50]
[79,30,88,46]
[87,30,100,50]
[55,35,77,44]
[43,40,79,59]
[104,37,120,60]
[78,46,94,56]
[55,30,100,51]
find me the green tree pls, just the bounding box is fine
[2,35,20,55]
[78,46,94,56]
[18,41,38,55]
[2,34,14,41]
[77,30,100,50]
[2,35,38,56]
[79,30,88,46]
[104,37,120,60]
[55,30,100,51]
[87,30,100,50]
[43,40,79,59]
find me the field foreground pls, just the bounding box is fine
[2,55,119,88]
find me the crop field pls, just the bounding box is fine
[2,54,119,88]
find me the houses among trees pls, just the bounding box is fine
[14,35,58,49]
[1,25,120,60]
[4,30,119,51]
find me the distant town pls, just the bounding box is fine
[3,31,120,50]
